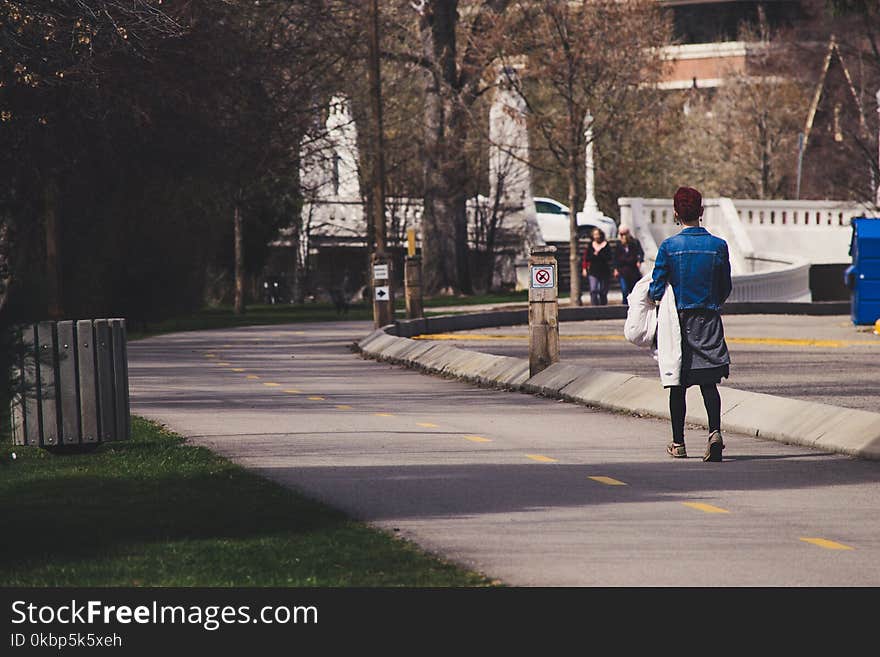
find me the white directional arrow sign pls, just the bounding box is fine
[374,285,389,301]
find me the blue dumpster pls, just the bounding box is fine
[847,217,880,325]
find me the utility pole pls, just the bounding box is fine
[368,0,392,328]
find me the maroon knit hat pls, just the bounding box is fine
[673,186,702,221]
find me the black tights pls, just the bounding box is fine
[669,384,721,445]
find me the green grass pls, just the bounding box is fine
[0,417,494,587]
[128,293,527,340]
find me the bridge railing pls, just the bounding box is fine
[618,196,834,302]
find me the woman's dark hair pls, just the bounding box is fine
[592,227,606,241]
[674,186,702,221]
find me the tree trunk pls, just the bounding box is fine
[568,149,582,306]
[290,145,305,305]
[234,201,245,314]
[44,180,63,319]
[449,108,473,294]
[759,109,771,199]
[420,1,459,296]
[0,221,11,318]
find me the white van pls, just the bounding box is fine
[533,197,618,242]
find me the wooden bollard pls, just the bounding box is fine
[529,245,560,377]
[404,227,423,319]
[404,255,424,319]
[372,253,394,329]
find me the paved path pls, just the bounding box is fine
[128,321,880,586]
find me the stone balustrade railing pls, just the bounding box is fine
[621,197,874,266]
[618,196,876,302]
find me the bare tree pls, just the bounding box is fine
[408,0,512,295]
[789,1,880,202]
[508,0,670,304]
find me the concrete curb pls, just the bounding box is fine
[357,329,880,461]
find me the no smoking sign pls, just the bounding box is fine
[531,265,555,289]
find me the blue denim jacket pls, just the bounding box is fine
[649,227,732,310]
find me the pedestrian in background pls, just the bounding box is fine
[613,226,644,306]
[582,227,612,306]
[650,186,732,462]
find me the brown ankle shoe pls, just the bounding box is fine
[667,442,687,458]
[703,431,724,462]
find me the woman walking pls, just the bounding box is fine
[649,187,732,462]
[613,226,644,306]
[582,227,612,306]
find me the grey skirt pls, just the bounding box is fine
[675,309,730,388]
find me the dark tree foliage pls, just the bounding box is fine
[0,1,343,438]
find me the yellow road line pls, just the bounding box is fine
[375,413,394,417]
[230,368,246,372]
[204,353,217,357]
[308,396,325,401]
[246,375,260,380]
[414,333,880,348]
[263,382,281,387]
[800,537,854,551]
[463,435,492,443]
[417,422,439,428]
[589,476,627,486]
[727,337,870,348]
[526,454,558,463]
[284,389,301,394]
[216,362,231,366]
[336,405,352,410]
[682,502,730,514]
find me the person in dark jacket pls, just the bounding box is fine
[650,186,732,462]
[613,226,644,306]
[582,227,612,306]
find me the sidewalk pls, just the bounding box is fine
[127,321,880,586]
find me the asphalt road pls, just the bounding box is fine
[128,320,880,586]
[418,313,880,412]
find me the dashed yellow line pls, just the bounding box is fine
[203,353,217,358]
[463,435,492,443]
[336,405,352,410]
[526,454,558,463]
[284,389,302,394]
[246,375,260,380]
[375,413,394,417]
[216,362,231,366]
[417,422,439,428]
[230,368,246,372]
[682,502,730,514]
[308,396,325,401]
[800,537,854,551]
[263,382,281,387]
[589,476,627,486]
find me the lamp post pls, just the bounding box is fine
[583,110,598,219]
[368,0,392,328]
